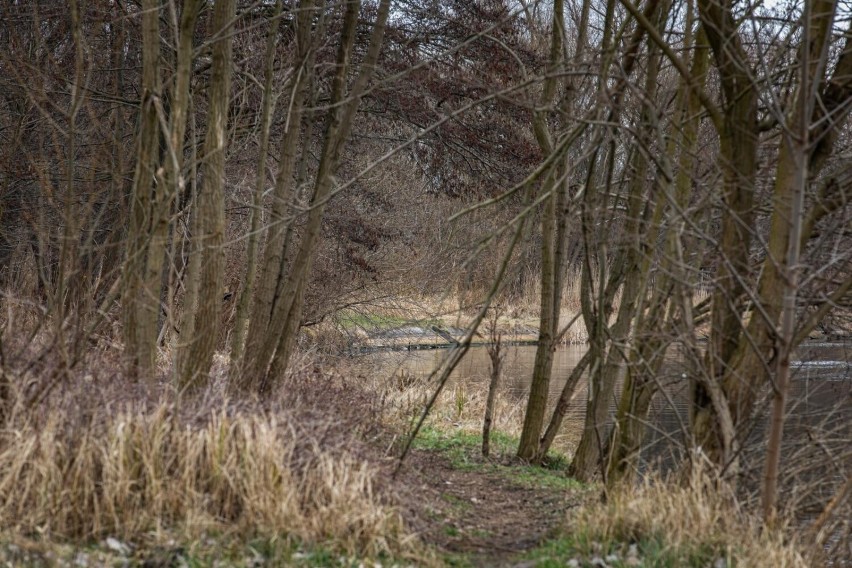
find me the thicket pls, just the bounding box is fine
[0,0,850,565]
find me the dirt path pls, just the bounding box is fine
[396,449,590,566]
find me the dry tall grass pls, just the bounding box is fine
[380,371,528,440]
[569,462,813,567]
[0,407,405,557]
[0,334,417,562]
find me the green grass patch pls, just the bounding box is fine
[411,426,585,491]
[0,535,417,568]
[525,532,727,567]
[441,492,472,511]
[502,463,586,491]
[411,426,513,470]
[443,551,475,567]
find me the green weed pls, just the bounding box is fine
[525,532,726,567]
[411,426,583,491]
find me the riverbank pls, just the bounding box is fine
[0,348,822,567]
[318,294,852,353]
[315,294,587,353]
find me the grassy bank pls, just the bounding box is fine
[525,469,811,567]
[321,278,594,351]
[0,355,426,566]
[0,343,818,567]
[377,365,815,567]
[392,422,811,567]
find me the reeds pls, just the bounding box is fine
[0,394,409,558]
[568,463,812,567]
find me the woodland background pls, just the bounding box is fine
[0,0,850,565]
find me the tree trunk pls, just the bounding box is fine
[762,0,834,521]
[691,0,851,474]
[691,0,760,470]
[122,0,161,379]
[242,0,392,394]
[482,330,503,458]
[229,0,284,371]
[570,11,666,478]
[176,0,236,390]
[517,0,566,461]
[605,12,708,486]
[517,172,559,459]
[237,0,319,393]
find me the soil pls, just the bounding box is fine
[394,449,592,566]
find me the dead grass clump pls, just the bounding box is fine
[569,466,812,567]
[0,400,408,558]
[377,371,527,442]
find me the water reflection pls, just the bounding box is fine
[367,342,851,464]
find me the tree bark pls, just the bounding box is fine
[762,0,834,522]
[691,0,760,470]
[241,0,392,394]
[691,0,852,473]
[517,0,567,462]
[176,0,236,390]
[606,12,708,486]
[122,0,161,379]
[229,0,284,372]
[266,0,393,386]
[238,0,320,393]
[482,330,503,458]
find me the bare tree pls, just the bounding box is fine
[176,0,237,390]
[237,0,393,394]
[122,0,163,379]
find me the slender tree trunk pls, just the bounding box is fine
[518,173,559,459]
[100,1,128,298]
[482,328,503,458]
[238,0,321,392]
[606,9,708,486]
[243,0,392,394]
[57,0,87,336]
[148,0,201,341]
[534,0,659,467]
[230,0,284,371]
[176,0,236,390]
[762,0,833,521]
[570,13,667,478]
[122,0,161,379]
[517,0,565,461]
[267,0,393,385]
[538,348,592,457]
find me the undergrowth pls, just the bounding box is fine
[0,348,425,566]
[526,465,812,567]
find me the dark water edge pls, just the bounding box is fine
[366,341,851,561]
[367,341,849,451]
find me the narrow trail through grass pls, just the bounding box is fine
[0,359,817,567]
[395,427,594,567]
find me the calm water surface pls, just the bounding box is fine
[366,342,852,463]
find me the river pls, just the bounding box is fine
[366,341,851,467]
